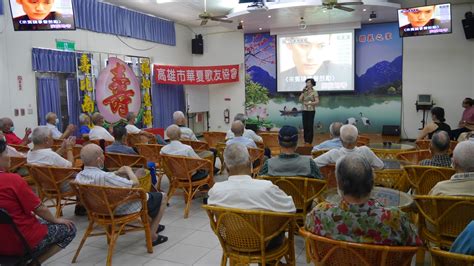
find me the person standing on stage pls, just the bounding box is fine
[299,78,319,145]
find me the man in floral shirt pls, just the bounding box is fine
[306,154,422,246]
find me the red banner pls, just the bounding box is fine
[154,64,239,85]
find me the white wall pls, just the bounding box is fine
[402,3,474,139]
[0,0,193,132]
[191,27,245,131]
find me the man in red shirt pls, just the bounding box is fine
[0,117,32,145]
[0,140,76,262]
[452,98,474,140]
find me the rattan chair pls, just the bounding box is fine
[248,147,265,178]
[311,149,329,159]
[180,139,210,152]
[216,142,227,173]
[135,144,165,190]
[259,132,281,156]
[104,152,147,171]
[203,131,226,149]
[430,247,474,266]
[161,154,214,218]
[202,205,296,266]
[27,164,80,217]
[374,169,409,192]
[7,156,27,173]
[90,139,113,147]
[414,195,474,249]
[8,144,30,153]
[320,164,337,188]
[126,133,149,147]
[404,166,455,195]
[258,176,327,226]
[299,228,420,266]
[372,148,406,160]
[416,140,458,155]
[396,150,431,165]
[295,145,313,156]
[357,135,371,146]
[70,182,152,266]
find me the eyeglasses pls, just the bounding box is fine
[26,0,53,4]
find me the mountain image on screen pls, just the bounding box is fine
[356,56,402,94]
[247,65,277,95]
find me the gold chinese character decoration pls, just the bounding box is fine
[79,54,91,74]
[140,58,153,128]
[81,94,95,113]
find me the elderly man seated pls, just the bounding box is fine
[27,126,75,169]
[208,143,295,251]
[226,113,263,143]
[125,112,166,145]
[312,122,343,152]
[88,113,114,142]
[172,111,197,141]
[306,154,422,246]
[0,140,76,262]
[44,112,76,140]
[76,144,168,246]
[420,131,452,167]
[260,125,321,178]
[430,141,474,196]
[160,125,210,180]
[226,121,256,148]
[105,125,137,155]
[0,117,31,145]
[314,125,384,169]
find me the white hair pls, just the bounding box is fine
[224,143,250,169]
[329,122,343,138]
[45,112,56,122]
[31,126,51,145]
[453,141,474,172]
[79,113,89,124]
[340,124,358,145]
[173,111,185,122]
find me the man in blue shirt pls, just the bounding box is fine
[312,122,343,152]
[105,125,137,155]
[226,121,257,148]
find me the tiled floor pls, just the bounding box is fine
[43,172,427,266]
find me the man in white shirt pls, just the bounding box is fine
[45,112,76,140]
[125,112,166,145]
[27,126,75,169]
[226,121,257,148]
[226,113,263,143]
[75,144,168,246]
[88,113,115,142]
[172,111,197,141]
[314,125,384,169]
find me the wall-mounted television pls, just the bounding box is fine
[398,3,451,37]
[9,0,76,31]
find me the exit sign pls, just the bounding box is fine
[56,40,75,51]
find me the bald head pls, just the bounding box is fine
[329,122,343,138]
[91,113,104,126]
[431,131,450,154]
[453,141,474,173]
[231,121,245,137]
[80,144,104,166]
[340,124,359,147]
[166,125,181,141]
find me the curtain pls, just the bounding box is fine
[0,1,3,15]
[67,78,80,136]
[152,83,185,128]
[37,77,62,129]
[73,0,176,46]
[32,48,76,73]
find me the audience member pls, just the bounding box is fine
[172,111,197,141]
[45,112,75,140]
[75,144,168,245]
[306,154,422,246]
[105,125,138,155]
[450,221,474,255]
[429,141,474,196]
[452,98,474,140]
[260,125,321,178]
[417,107,452,140]
[78,113,91,138]
[420,131,452,167]
[226,121,256,148]
[312,122,343,152]
[0,117,32,145]
[314,125,384,169]
[226,113,263,143]
[88,113,114,142]
[0,139,76,261]
[125,112,166,145]
[27,126,75,169]
[0,132,26,157]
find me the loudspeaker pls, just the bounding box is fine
[192,35,204,54]
[382,125,400,136]
[462,19,474,39]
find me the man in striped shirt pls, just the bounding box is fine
[75,144,168,246]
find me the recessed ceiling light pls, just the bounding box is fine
[268,15,272,18]
[369,18,372,22]
[259,27,263,30]
[363,8,367,12]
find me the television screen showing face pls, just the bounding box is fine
[398,3,451,37]
[9,0,76,31]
